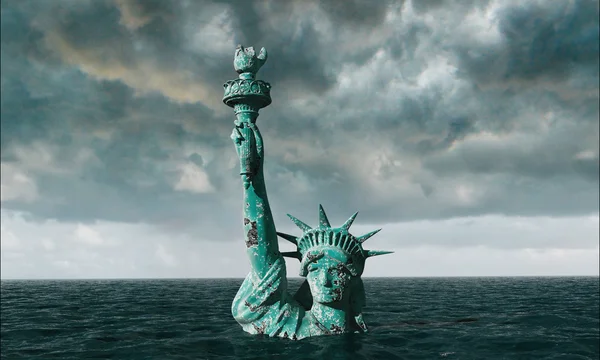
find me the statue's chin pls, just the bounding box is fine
[313,292,343,305]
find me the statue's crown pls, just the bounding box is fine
[278,205,393,277]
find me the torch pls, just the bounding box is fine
[223,45,271,178]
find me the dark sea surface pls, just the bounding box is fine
[1,277,598,360]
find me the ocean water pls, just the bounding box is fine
[1,277,598,360]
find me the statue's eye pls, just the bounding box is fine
[308,265,318,272]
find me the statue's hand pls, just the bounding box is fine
[231,122,264,186]
[247,121,264,160]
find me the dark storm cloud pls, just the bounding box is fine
[455,0,599,86]
[1,0,598,244]
[109,0,371,96]
[318,0,393,26]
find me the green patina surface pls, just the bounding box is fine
[224,45,392,340]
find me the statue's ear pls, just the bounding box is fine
[293,279,313,310]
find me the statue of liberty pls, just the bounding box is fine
[224,45,392,340]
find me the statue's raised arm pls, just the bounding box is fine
[223,45,393,340]
[225,45,279,279]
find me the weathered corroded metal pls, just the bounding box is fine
[224,45,393,340]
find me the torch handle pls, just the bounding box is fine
[237,123,258,177]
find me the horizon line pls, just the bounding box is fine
[2,275,599,281]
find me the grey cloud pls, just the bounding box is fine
[423,127,599,182]
[318,0,394,27]
[410,0,445,14]
[1,61,238,237]
[454,0,599,88]
[0,0,598,240]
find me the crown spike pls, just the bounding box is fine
[365,250,394,258]
[334,232,341,247]
[287,214,312,232]
[341,212,358,231]
[350,242,359,255]
[281,251,302,260]
[357,228,382,243]
[342,235,352,249]
[276,232,298,245]
[318,204,331,229]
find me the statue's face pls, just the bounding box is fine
[306,255,352,305]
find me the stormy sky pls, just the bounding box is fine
[1,0,598,279]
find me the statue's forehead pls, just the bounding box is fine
[300,247,362,277]
[305,247,349,266]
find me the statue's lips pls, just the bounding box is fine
[316,288,341,296]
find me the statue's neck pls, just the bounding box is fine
[310,301,352,334]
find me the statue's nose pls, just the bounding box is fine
[319,271,332,287]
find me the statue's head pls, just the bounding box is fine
[278,205,393,307]
[303,247,352,304]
